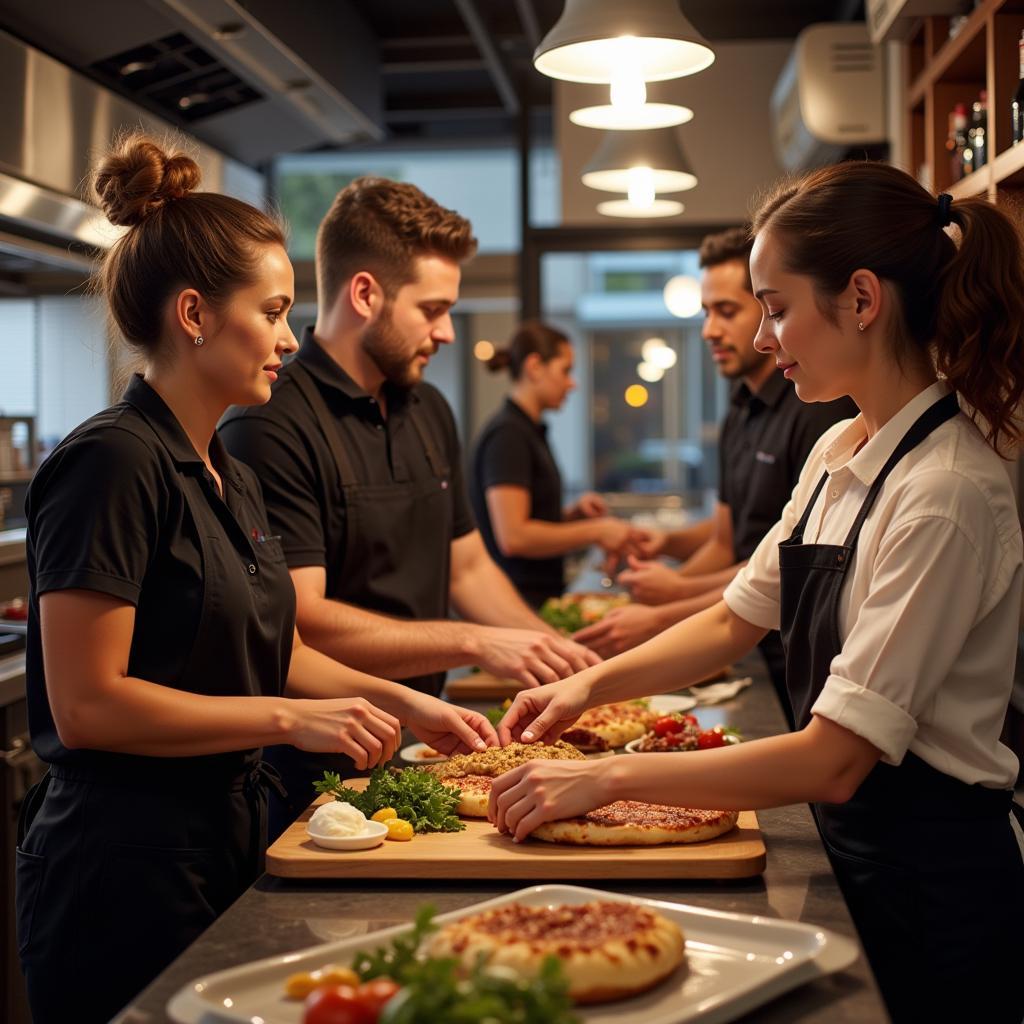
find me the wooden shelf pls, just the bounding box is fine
[905,0,1024,203]
[993,140,1024,187]
[908,4,991,107]
[948,164,992,199]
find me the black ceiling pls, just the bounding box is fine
[0,0,865,155]
[367,0,864,144]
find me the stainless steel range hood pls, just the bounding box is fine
[0,27,265,261]
[0,0,384,166]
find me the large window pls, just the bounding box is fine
[537,250,728,503]
[274,146,559,260]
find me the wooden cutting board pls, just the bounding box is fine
[265,790,766,881]
[444,667,731,703]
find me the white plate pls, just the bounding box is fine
[167,884,859,1024]
[306,819,388,851]
[399,742,448,765]
[649,693,698,713]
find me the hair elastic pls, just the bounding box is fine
[936,192,953,228]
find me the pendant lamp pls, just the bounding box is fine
[534,0,714,84]
[597,198,684,218]
[582,127,697,195]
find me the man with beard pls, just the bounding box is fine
[574,226,856,724]
[220,177,597,834]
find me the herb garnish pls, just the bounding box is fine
[314,767,465,833]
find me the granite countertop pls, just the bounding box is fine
[114,651,889,1024]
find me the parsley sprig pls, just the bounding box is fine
[352,906,579,1024]
[314,767,465,833]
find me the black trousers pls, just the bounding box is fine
[17,766,263,1024]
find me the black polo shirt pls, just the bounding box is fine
[25,375,295,776]
[719,372,858,560]
[470,398,564,606]
[218,329,474,597]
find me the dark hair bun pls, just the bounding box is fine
[487,348,513,373]
[93,134,201,227]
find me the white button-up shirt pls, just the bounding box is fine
[724,381,1023,789]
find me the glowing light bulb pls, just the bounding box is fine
[625,384,649,407]
[627,166,656,207]
[610,63,646,109]
[473,340,495,361]
[637,361,665,382]
[663,275,702,318]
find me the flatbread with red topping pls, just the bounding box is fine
[531,801,738,846]
[426,900,685,1004]
[572,701,657,748]
[434,773,491,817]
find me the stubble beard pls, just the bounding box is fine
[361,304,427,390]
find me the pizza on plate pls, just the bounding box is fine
[531,801,738,846]
[571,701,658,748]
[426,900,685,1004]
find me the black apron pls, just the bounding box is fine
[16,507,292,1023]
[265,360,455,838]
[779,391,1024,1023]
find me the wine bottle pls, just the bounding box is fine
[968,90,986,171]
[951,103,969,182]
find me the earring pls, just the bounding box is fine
[194,336,204,346]
[857,322,865,333]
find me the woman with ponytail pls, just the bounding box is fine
[470,321,641,607]
[16,134,493,1023]
[489,163,1024,1022]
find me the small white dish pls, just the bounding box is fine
[399,742,447,765]
[306,819,388,851]
[649,694,698,713]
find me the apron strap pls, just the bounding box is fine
[239,759,288,877]
[789,471,830,543]
[407,400,449,481]
[289,358,359,484]
[841,391,960,548]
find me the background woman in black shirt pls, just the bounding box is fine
[470,322,641,607]
[16,134,494,1024]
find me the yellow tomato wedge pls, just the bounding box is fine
[371,807,398,822]
[385,818,414,841]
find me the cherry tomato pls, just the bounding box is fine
[304,985,375,1024]
[653,716,685,736]
[356,978,401,1015]
[697,728,727,750]
[680,713,698,727]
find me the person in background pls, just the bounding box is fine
[470,321,643,608]
[576,227,856,722]
[490,163,1024,1023]
[15,137,495,1024]
[220,178,597,836]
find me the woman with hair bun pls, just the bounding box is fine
[15,134,494,1023]
[489,163,1024,1022]
[470,321,641,607]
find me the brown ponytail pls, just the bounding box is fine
[753,161,1024,454]
[92,132,286,359]
[491,321,570,380]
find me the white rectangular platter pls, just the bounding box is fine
[168,884,859,1024]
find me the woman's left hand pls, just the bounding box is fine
[567,491,608,519]
[404,694,499,755]
[489,757,613,842]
